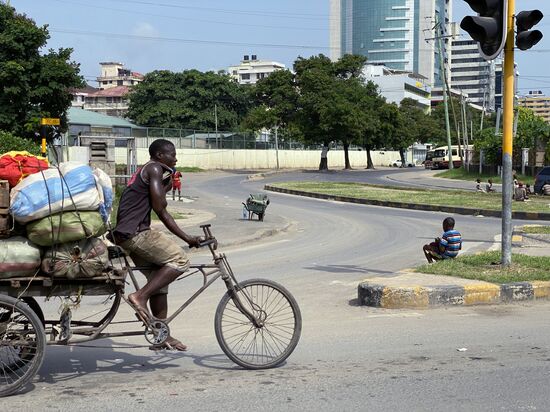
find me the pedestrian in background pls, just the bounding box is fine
[476,178,485,192]
[172,169,182,201]
[486,179,496,193]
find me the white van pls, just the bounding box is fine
[431,145,467,169]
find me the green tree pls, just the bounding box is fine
[515,107,550,150]
[241,69,298,146]
[293,54,370,170]
[358,83,392,169]
[0,131,41,155]
[0,4,83,136]
[127,70,251,131]
[473,127,500,165]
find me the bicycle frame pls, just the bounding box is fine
[123,224,262,332]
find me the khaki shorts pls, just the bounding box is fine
[120,229,190,295]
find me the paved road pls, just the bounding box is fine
[5,171,549,411]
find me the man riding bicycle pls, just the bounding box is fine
[110,139,202,351]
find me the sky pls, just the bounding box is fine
[8,0,550,94]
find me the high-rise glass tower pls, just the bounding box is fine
[329,0,451,87]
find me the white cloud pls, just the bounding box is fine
[132,22,159,38]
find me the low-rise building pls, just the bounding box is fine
[97,62,143,90]
[228,55,285,85]
[518,90,550,124]
[83,86,131,118]
[71,62,143,118]
[362,64,431,111]
[70,85,98,108]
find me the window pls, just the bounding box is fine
[117,80,123,86]
[241,73,250,80]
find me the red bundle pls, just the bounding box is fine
[0,151,49,187]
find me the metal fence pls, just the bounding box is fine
[132,128,304,150]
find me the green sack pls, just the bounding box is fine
[27,211,106,247]
[41,238,109,279]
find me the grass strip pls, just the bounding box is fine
[271,181,549,213]
[434,167,535,186]
[176,166,204,173]
[521,225,550,235]
[415,251,550,283]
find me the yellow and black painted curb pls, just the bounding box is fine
[264,185,550,221]
[357,281,550,309]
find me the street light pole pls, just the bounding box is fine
[501,0,515,266]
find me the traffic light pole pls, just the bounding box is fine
[501,0,515,266]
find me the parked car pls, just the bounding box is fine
[534,166,550,194]
[390,159,415,168]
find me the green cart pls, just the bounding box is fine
[242,194,270,221]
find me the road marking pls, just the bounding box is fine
[330,280,363,287]
[365,312,425,318]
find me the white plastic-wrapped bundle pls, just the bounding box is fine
[0,236,41,279]
[10,162,100,223]
[93,167,113,223]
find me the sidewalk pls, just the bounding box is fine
[358,230,550,309]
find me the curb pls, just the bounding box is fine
[247,169,300,181]
[264,185,550,221]
[357,280,550,309]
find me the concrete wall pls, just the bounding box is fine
[68,147,402,170]
[123,148,401,169]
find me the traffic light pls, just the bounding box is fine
[460,0,507,60]
[516,10,543,51]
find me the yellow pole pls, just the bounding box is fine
[501,0,515,266]
[41,138,47,155]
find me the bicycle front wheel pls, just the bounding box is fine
[214,278,301,369]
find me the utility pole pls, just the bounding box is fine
[214,104,219,149]
[435,15,454,169]
[274,125,280,170]
[461,95,469,170]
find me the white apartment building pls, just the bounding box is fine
[228,55,285,85]
[450,37,495,111]
[362,65,431,110]
[97,62,143,90]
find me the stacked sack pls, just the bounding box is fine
[0,159,114,280]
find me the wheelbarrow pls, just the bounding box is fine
[242,194,270,221]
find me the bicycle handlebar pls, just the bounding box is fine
[198,238,217,249]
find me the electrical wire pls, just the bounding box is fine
[49,0,326,31]
[49,28,332,51]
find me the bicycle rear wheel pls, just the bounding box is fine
[214,278,301,369]
[0,294,46,397]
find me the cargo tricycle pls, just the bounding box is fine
[0,224,301,397]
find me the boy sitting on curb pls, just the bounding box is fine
[423,217,462,263]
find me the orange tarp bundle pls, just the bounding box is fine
[0,151,49,187]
